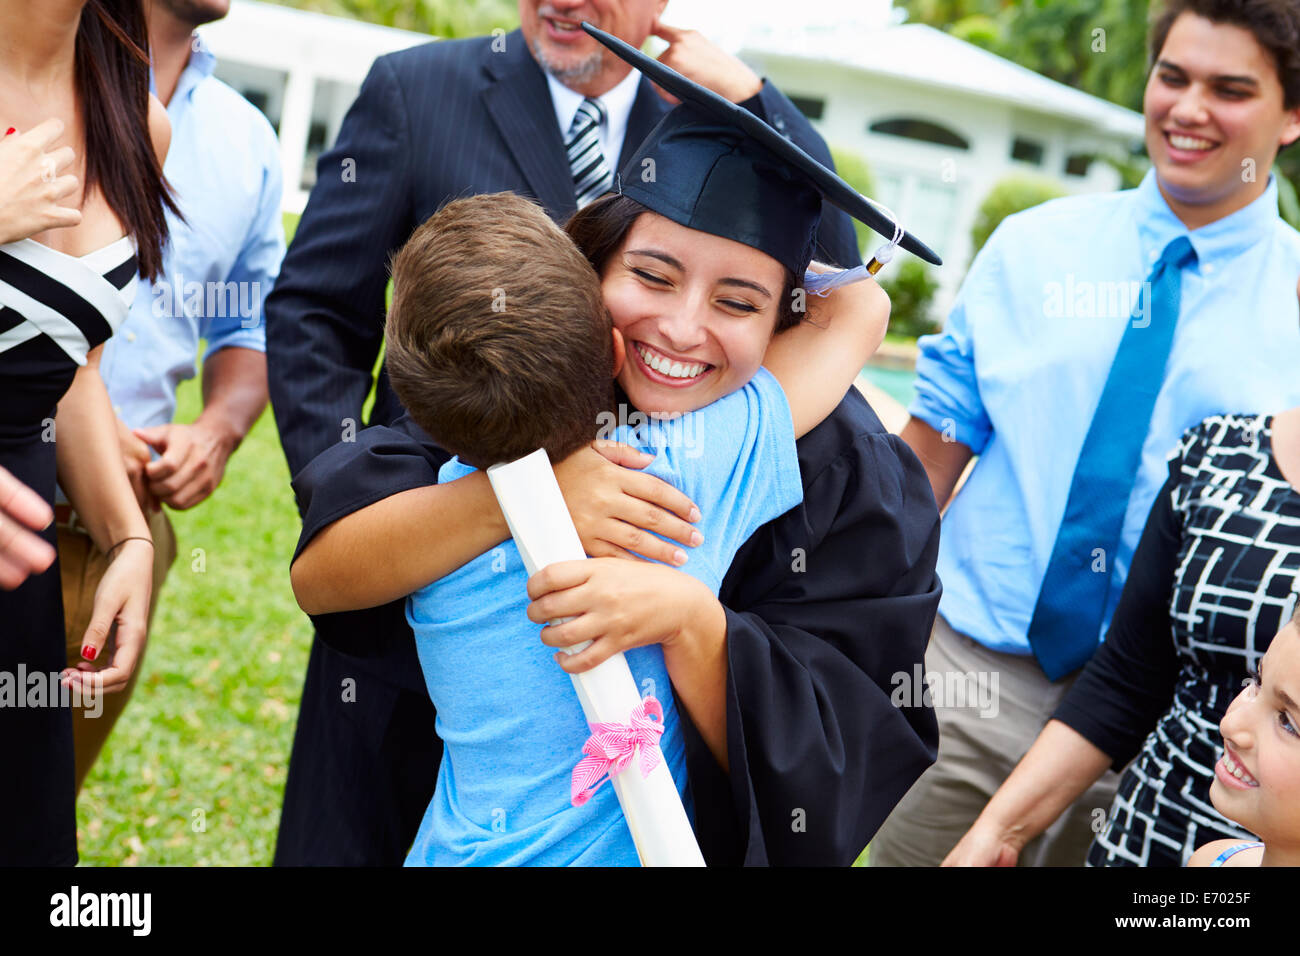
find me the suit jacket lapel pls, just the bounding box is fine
[615,77,670,174]
[480,30,576,221]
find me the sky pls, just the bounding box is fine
[659,0,897,51]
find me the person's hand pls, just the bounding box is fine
[63,538,152,694]
[526,557,716,672]
[553,440,702,566]
[0,464,56,589]
[941,820,1022,867]
[650,21,763,104]
[117,417,157,514]
[0,118,81,244]
[134,420,235,510]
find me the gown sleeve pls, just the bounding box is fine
[1049,468,1184,772]
[291,414,450,563]
[288,414,450,664]
[685,394,942,866]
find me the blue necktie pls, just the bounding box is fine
[1026,235,1197,680]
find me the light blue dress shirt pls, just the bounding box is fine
[98,34,284,430]
[910,169,1300,657]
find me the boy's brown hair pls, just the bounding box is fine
[1150,0,1300,110]
[385,192,615,470]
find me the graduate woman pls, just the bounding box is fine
[284,26,945,866]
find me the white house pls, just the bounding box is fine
[202,2,431,211]
[741,23,1145,310]
[201,2,1144,314]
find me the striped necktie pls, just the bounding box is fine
[566,97,613,209]
[1025,235,1198,680]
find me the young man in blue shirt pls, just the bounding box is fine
[872,0,1300,867]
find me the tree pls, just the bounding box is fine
[267,0,517,37]
[900,0,1300,213]
[829,145,876,257]
[900,0,1152,112]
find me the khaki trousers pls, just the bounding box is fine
[869,613,1122,867]
[58,507,177,792]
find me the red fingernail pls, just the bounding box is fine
[81,645,97,661]
[4,128,15,136]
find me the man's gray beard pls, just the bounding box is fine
[535,48,605,87]
[159,0,226,28]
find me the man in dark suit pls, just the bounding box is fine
[266,1,926,865]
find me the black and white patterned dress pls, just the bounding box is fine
[0,235,137,865]
[1053,413,1300,866]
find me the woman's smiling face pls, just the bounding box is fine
[1211,623,1300,847]
[600,211,786,416]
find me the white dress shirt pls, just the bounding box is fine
[546,67,643,174]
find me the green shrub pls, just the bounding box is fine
[830,145,876,258]
[1278,170,1300,231]
[879,257,941,340]
[970,175,1067,258]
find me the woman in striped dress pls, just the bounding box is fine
[0,0,174,865]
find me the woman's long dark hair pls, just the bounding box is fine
[76,0,178,281]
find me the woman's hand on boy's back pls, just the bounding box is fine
[526,557,719,673]
[554,440,703,567]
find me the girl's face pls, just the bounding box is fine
[1211,623,1300,846]
[601,211,786,416]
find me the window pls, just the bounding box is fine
[907,179,958,264]
[866,167,956,264]
[300,78,361,191]
[242,89,270,118]
[1065,153,1093,177]
[212,60,286,133]
[1011,137,1045,166]
[868,118,969,151]
[789,95,825,121]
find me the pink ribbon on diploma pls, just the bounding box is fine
[571,697,665,806]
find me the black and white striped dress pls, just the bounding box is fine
[1057,414,1300,866]
[0,235,137,865]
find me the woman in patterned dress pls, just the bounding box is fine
[945,403,1300,867]
[0,0,174,864]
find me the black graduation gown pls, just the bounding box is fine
[290,386,942,866]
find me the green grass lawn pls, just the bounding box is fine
[74,379,311,865]
[75,211,309,865]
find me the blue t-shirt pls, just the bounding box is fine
[404,367,803,865]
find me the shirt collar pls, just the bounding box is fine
[1134,166,1281,270]
[148,31,217,108]
[546,66,641,137]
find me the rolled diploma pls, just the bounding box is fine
[487,448,705,867]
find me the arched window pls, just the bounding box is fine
[868,117,970,151]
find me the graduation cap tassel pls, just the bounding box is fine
[804,199,905,295]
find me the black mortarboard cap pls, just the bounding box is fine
[582,22,942,274]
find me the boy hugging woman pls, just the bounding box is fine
[295,188,887,865]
